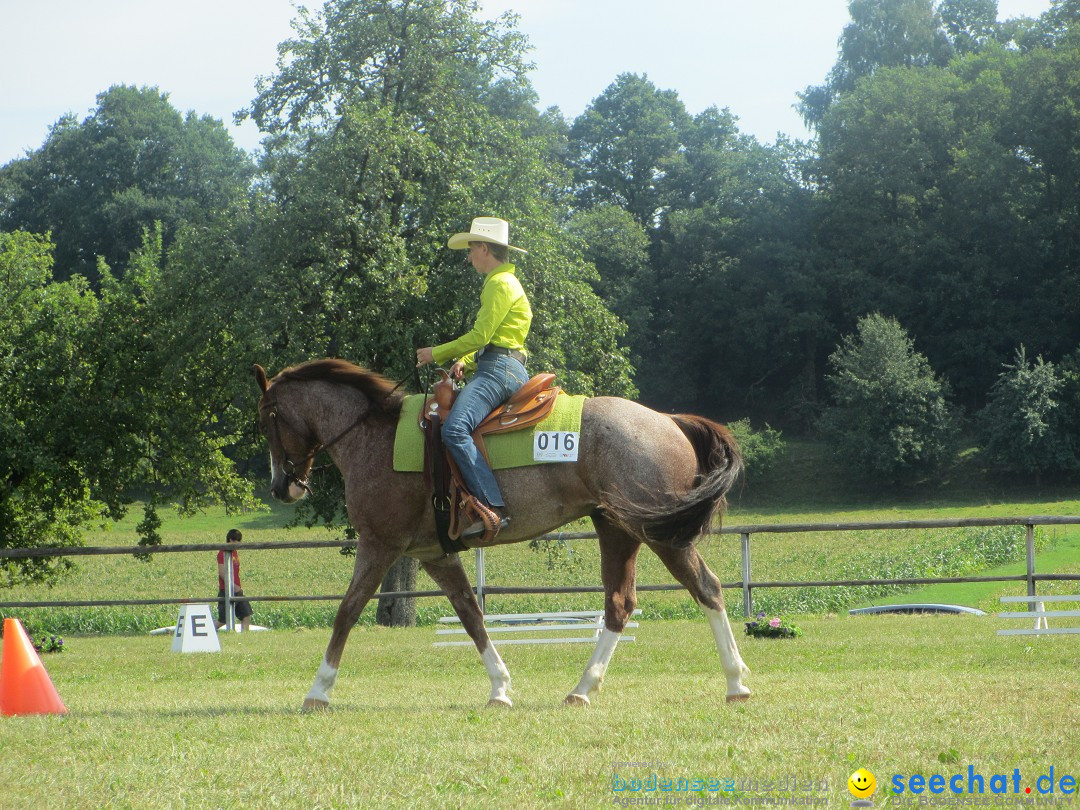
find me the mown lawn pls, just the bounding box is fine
[1,615,1076,809]
[2,439,1078,808]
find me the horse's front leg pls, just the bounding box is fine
[303,540,400,711]
[565,518,641,707]
[422,554,512,708]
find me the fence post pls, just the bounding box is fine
[1025,523,1036,614]
[741,532,752,618]
[476,547,486,613]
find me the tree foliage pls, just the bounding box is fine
[0,85,253,283]
[978,347,1080,478]
[241,0,632,395]
[800,0,955,127]
[6,0,1080,589]
[0,228,259,585]
[820,314,958,482]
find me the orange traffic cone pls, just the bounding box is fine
[0,618,68,716]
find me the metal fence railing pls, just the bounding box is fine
[2,516,1078,618]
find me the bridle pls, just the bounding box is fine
[262,394,366,496]
[261,373,411,496]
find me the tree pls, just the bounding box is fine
[242,0,632,395]
[567,73,692,228]
[240,0,635,623]
[978,347,1079,479]
[940,0,1000,54]
[800,0,954,128]
[0,227,260,587]
[565,204,652,355]
[810,28,1080,410]
[654,125,823,423]
[820,314,958,481]
[1,232,99,586]
[0,85,253,283]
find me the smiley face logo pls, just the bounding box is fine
[848,768,877,799]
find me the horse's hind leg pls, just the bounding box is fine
[565,517,641,707]
[647,542,751,702]
[422,554,512,708]
[303,540,399,711]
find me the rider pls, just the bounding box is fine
[415,217,532,540]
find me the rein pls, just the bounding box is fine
[266,372,413,495]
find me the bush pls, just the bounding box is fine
[819,313,958,482]
[726,418,786,478]
[978,346,1079,479]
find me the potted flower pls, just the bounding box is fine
[744,612,802,639]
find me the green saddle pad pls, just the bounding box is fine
[392,391,587,472]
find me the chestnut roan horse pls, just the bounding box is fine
[253,358,750,709]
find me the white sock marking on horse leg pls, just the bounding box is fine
[703,606,751,699]
[305,657,338,705]
[481,645,512,707]
[566,628,621,704]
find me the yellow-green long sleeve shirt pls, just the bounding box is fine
[432,263,532,373]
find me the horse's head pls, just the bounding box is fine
[253,358,404,503]
[253,364,316,503]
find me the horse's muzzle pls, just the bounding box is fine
[270,463,311,503]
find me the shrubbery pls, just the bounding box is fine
[978,347,1080,480]
[819,314,958,482]
[726,418,786,479]
[751,525,1048,616]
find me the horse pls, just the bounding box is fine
[252,358,751,710]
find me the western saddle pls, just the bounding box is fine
[420,368,560,552]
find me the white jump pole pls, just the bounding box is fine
[476,547,486,613]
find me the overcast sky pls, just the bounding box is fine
[0,0,1053,164]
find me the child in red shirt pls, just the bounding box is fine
[217,529,253,631]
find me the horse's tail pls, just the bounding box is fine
[601,414,743,549]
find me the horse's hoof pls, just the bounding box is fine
[563,693,590,708]
[302,697,330,712]
[725,692,751,704]
[487,697,512,709]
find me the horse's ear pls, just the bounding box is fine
[253,364,269,394]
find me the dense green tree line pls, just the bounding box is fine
[3,0,1080,580]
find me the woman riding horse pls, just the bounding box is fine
[415,217,531,542]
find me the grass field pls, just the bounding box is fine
[2,615,1077,809]
[2,441,1079,808]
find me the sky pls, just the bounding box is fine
[0,0,1055,165]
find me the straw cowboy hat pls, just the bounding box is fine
[447,217,527,253]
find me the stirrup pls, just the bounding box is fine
[461,502,507,541]
[462,516,510,541]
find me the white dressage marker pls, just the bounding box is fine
[171,604,221,653]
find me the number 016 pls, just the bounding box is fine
[533,431,579,461]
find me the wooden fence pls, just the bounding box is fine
[2,516,1078,618]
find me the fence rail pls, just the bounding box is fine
[2,516,1078,616]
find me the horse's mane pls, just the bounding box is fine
[272,358,405,418]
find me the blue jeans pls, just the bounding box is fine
[442,353,528,509]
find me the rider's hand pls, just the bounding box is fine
[415,347,435,366]
[449,360,465,380]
